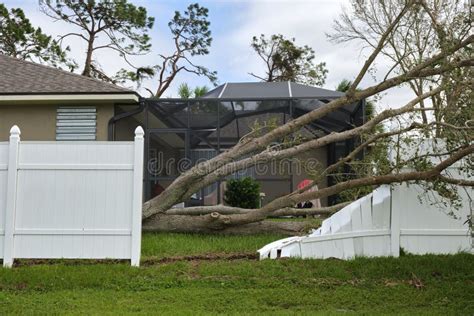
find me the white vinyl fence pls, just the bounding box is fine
[0,126,144,267]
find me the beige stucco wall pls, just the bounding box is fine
[0,103,114,141]
[114,114,141,141]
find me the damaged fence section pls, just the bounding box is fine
[0,126,144,267]
[259,183,473,260]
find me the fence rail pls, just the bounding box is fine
[0,125,144,267]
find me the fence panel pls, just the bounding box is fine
[1,126,144,267]
[0,143,8,257]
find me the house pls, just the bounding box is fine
[0,55,365,205]
[0,54,139,141]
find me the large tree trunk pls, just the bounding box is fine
[81,35,95,77]
[143,213,316,236]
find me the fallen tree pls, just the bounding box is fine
[142,0,473,235]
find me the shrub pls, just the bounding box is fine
[224,177,261,209]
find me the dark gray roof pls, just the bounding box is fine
[202,82,344,99]
[0,54,135,95]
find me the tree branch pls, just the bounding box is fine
[164,202,350,217]
[348,0,414,94]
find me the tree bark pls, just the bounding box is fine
[164,202,350,217]
[82,34,95,77]
[143,213,315,236]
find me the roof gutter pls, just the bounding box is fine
[108,97,146,141]
[0,93,140,103]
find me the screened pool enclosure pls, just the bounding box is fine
[109,82,365,206]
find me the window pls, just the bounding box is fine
[56,106,97,141]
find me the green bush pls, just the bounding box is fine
[224,177,261,209]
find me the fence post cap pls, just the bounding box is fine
[134,126,144,138]
[10,125,20,136]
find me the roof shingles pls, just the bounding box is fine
[0,54,134,95]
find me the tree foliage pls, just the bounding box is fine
[177,83,193,99]
[250,34,328,86]
[0,3,74,70]
[177,83,209,99]
[40,0,154,80]
[149,3,217,97]
[329,0,472,134]
[224,177,261,209]
[194,85,209,97]
[335,79,352,94]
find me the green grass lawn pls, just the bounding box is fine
[0,232,473,314]
[141,232,282,259]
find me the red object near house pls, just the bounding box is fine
[297,179,313,190]
[296,179,321,209]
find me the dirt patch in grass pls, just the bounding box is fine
[142,251,258,265]
[9,252,258,268]
[11,258,129,267]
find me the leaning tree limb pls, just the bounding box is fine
[163,201,350,217]
[143,145,473,232]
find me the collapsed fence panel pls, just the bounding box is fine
[259,183,473,260]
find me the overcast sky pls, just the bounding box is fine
[4,0,414,110]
